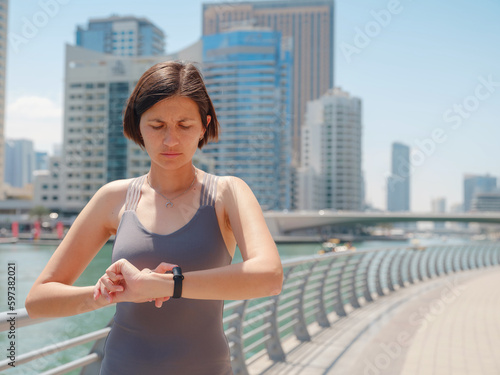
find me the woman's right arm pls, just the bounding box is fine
[25,181,128,318]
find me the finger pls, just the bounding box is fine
[106,258,128,275]
[153,262,178,274]
[93,281,102,300]
[101,283,112,303]
[154,296,170,308]
[105,269,124,283]
[100,276,124,293]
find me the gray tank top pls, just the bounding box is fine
[100,172,233,375]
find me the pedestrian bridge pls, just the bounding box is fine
[1,243,499,374]
[263,211,500,236]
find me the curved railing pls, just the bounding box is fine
[1,243,499,374]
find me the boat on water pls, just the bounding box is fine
[318,238,355,254]
[0,237,18,244]
[408,239,427,251]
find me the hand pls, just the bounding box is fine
[148,262,178,308]
[93,259,177,307]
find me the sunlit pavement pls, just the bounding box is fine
[248,268,500,375]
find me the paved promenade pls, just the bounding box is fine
[247,268,500,375]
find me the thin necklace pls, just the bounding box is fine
[147,168,197,208]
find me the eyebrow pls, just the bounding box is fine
[146,118,195,123]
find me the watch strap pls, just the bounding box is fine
[172,266,184,298]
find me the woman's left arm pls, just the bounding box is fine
[95,176,283,303]
[180,176,283,299]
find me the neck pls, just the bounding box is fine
[148,164,197,196]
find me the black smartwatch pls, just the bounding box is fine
[172,266,184,299]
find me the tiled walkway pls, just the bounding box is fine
[247,268,500,375]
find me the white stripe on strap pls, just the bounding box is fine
[125,175,145,211]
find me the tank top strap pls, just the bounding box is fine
[124,175,146,211]
[200,173,219,207]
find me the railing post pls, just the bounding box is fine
[467,247,475,269]
[316,258,337,328]
[407,250,418,284]
[387,250,402,292]
[376,250,398,296]
[397,250,411,287]
[425,248,436,279]
[491,246,498,266]
[227,300,249,375]
[264,293,286,362]
[375,250,388,296]
[349,254,366,308]
[453,246,463,272]
[443,246,454,274]
[293,262,315,342]
[434,247,444,276]
[417,250,427,281]
[332,255,350,317]
[361,251,378,302]
[459,247,468,271]
[482,246,490,268]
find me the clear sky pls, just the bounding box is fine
[4,0,500,212]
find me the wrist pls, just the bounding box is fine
[146,272,174,299]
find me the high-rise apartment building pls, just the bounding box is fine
[387,142,410,212]
[463,174,497,212]
[202,29,293,210]
[4,139,35,188]
[471,190,500,212]
[297,88,362,211]
[76,15,165,57]
[0,0,8,199]
[203,0,335,163]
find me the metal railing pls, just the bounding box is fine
[1,243,499,374]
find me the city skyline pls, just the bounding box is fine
[3,0,500,212]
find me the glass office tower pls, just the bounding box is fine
[202,29,293,210]
[203,0,334,166]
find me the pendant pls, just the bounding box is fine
[165,201,174,208]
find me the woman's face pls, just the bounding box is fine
[139,96,210,171]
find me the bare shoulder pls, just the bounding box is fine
[92,178,131,208]
[82,178,135,233]
[215,175,260,218]
[217,175,253,202]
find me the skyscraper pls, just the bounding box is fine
[0,0,8,199]
[203,0,335,164]
[76,15,165,57]
[4,139,35,188]
[463,174,497,212]
[387,142,410,212]
[297,88,363,211]
[202,29,293,210]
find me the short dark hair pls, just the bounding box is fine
[123,61,219,149]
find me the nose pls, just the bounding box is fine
[162,127,179,147]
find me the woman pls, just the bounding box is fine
[25,61,283,374]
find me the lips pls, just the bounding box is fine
[161,152,181,158]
